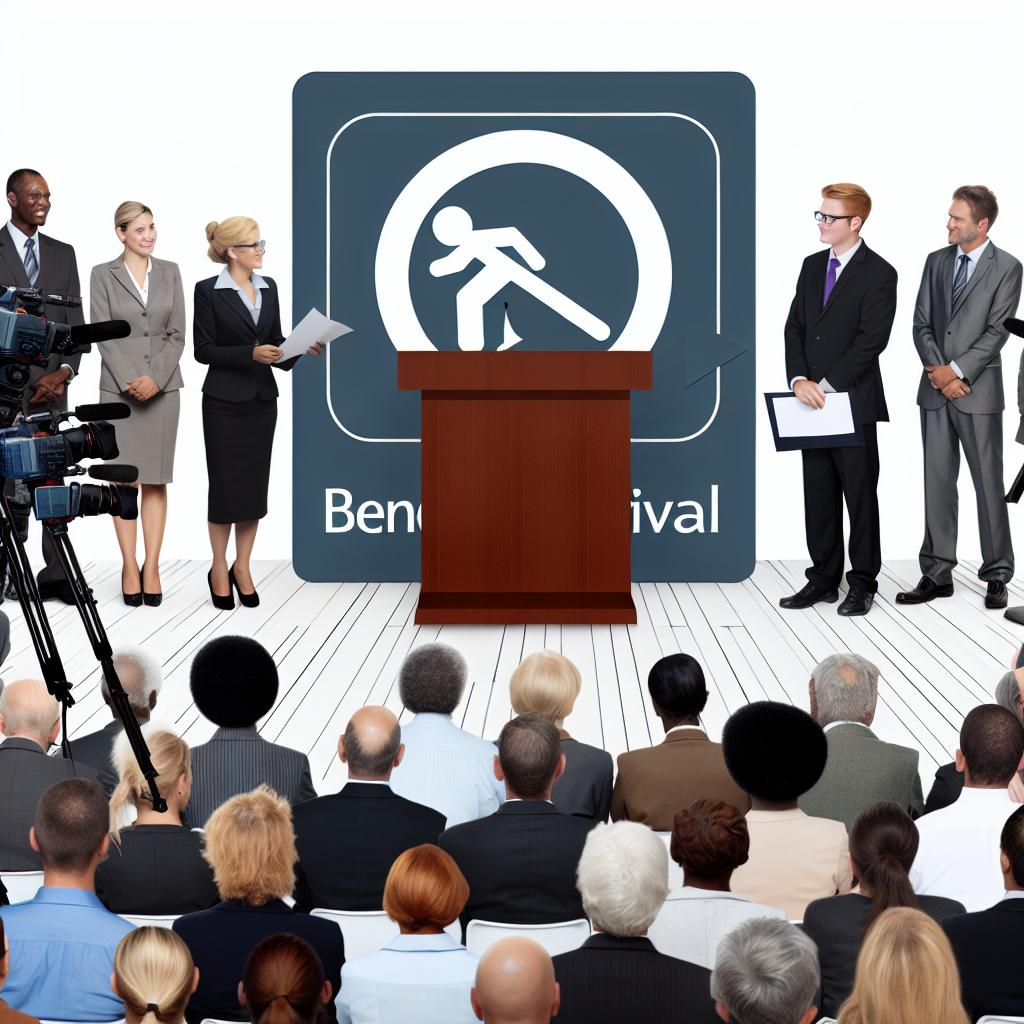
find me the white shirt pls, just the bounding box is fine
[123,257,152,304]
[665,724,705,738]
[822,720,872,733]
[647,886,788,969]
[910,787,1016,911]
[389,713,505,827]
[6,221,41,278]
[213,265,267,325]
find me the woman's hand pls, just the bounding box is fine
[305,341,325,357]
[126,375,159,401]
[253,344,283,364]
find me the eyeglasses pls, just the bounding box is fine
[814,212,854,225]
[232,240,266,251]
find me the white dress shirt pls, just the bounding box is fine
[124,257,152,304]
[6,221,41,277]
[910,787,1016,911]
[647,886,788,968]
[389,713,505,827]
[337,932,479,1024]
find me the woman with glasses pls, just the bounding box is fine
[193,218,323,608]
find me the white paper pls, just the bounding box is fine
[772,392,855,438]
[278,308,352,361]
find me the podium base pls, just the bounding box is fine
[415,590,637,625]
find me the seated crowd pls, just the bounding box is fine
[0,637,1022,1024]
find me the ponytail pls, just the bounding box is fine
[849,802,920,936]
[861,851,917,932]
[113,927,194,1024]
[243,934,327,1024]
[110,729,190,837]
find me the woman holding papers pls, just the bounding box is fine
[90,201,186,607]
[193,216,323,609]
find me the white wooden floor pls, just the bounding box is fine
[8,558,1021,793]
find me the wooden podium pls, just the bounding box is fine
[398,351,652,624]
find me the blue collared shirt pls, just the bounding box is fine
[214,265,267,325]
[6,222,41,279]
[0,886,134,1020]
[338,933,479,1024]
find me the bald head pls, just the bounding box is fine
[471,938,560,1024]
[0,679,60,749]
[340,706,403,780]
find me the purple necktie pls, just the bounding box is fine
[823,256,841,305]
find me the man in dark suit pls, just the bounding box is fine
[0,679,96,870]
[943,805,1024,1020]
[2,169,87,604]
[293,705,445,912]
[438,714,597,935]
[781,183,898,617]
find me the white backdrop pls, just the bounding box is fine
[2,0,1022,572]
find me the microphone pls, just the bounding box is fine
[68,319,131,346]
[1004,318,1024,339]
[88,464,138,483]
[73,402,131,422]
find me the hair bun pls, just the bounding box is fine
[205,221,219,243]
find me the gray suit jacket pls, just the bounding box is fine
[799,723,924,831]
[914,241,1023,415]
[67,718,123,797]
[553,732,613,822]
[89,257,185,394]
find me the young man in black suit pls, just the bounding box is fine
[782,183,898,616]
[293,705,446,912]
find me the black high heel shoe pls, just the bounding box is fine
[123,564,142,607]
[208,569,235,610]
[141,561,162,607]
[229,564,260,608]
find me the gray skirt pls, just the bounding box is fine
[98,388,180,485]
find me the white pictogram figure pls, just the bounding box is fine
[428,205,611,352]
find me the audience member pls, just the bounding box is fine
[0,917,37,1024]
[509,651,613,821]
[831,908,968,1024]
[0,779,133,1020]
[97,729,218,914]
[338,844,478,1024]
[942,804,1024,1020]
[293,707,445,912]
[910,704,1024,910]
[470,938,559,1024]
[724,701,853,920]
[802,802,964,1017]
[240,934,332,1024]
[68,648,163,796]
[0,679,96,869]
[611,654,750,828]
[389,643,504,825]
[439,714,596,935]
[800,654,923,828]
[647,800,786,968]
[112,927,199,1024]
[186,637,316,826]
[710,917,820,1024]
[552,822,716,1024]
[173,786,343,1024]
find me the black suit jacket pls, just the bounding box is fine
[924,761,963,814]
[173,899,344,1024]
[554,734,614,822]
[438,801,597,935]
[784,242,898,423]
[192,275,298,402]
[552,935,718,1024]
[67,719,123,797]
[943,897,1024,1021]
[293,782,446,912]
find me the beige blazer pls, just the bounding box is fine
[89,256,185,394]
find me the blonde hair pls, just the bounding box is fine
[509,650,582,724]
[110,730,190,836]
[113,927,195,1024]
[202,785,296,904]
[821,182,872,224]
[838,908,969,1024]
[115,202,153,232]
[205,216,259,264]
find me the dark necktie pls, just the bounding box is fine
[823,256,841,305]
[952,253,969,307]
[23,236,39,287]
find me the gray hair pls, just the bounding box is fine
[995,671,1024,725]
[711,918,820,1024]
[108,647,163,711]
[811,653,878,726]
[577,822,668,937]
[399,643,467,715]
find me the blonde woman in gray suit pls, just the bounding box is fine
[90,201,185,607]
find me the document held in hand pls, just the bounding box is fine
[278,308,353,360]
[764,391,864,451]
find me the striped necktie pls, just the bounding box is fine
[23,236,39,287]
[952,253,969,307]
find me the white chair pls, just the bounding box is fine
[119,913,179,928]
[977,1018,1024,1023]
[42,1020,124,1024]
[465,919,591,957]
[200,1020,239,1024]
[654,832,683,890]
[2,870,43,904]
[311,908,462,958]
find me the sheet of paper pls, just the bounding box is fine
[772,392,855,438]
[278,307,352,361]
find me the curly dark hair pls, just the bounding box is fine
[670,799,749,880]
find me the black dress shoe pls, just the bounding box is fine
[207,570,234,610]
[38,579,76,604]
[838,586,874,616]
[986,581,1009,609]
[229,564,260,608]
[779,582,839,609]
[895,577,954,604]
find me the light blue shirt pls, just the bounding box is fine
[0,886,134,1021]
[6,222,41,278]
[214,265,267,325]
[337,933,479,1024]
[389,713,505,826]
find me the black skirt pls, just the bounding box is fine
[202,393,277,524]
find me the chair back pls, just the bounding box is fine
[465,918,590,957]
[41,1020,125,1024]
[119,913,179,929]
[977,1018,1024,1023]
[654,832,683,889]
[311,908,462,958]
[1,870,44,905]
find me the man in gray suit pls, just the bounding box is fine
[898,186,1023,609]
[800,653,923,830]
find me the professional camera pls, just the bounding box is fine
[0,415,119,480]
[34,481,138,522]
